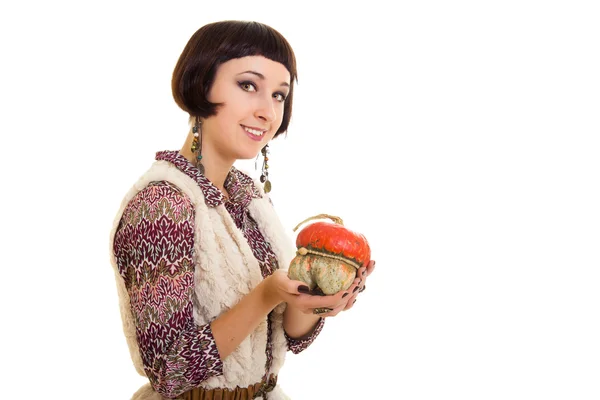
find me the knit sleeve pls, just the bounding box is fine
[113,181,223,398]
[284,317,326,354]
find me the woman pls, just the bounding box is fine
[109,20,375,400]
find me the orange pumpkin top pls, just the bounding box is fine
[295,221,371,268]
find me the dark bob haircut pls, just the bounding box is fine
[172,20,298,138]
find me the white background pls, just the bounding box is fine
[1,1,599,399]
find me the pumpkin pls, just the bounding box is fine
[288,214,371,295]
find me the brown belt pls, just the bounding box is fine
[179,374,277,400]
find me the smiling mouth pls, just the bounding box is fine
[241,125,267,137]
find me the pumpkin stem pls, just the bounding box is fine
[293,214,344,232]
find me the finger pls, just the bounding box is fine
[283,288,325,309]
[357,276,367,293]
[335,277,360,299]
[356,266,367,280]
[273,271,309,295]
[328,278,361,307]
[343,293,359,311]
[308,286,327,296]
[322,307,342,317]
[296,284,312,295]
[300,295,334,309]
[356,268,367,285]
[289,280,320,296]
[304,289,353,309]
[349,277,362,294]
[304,275,363,309]
[365,260,376,277]
[284,277,311,295]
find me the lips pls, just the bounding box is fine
[241,125,267,142]
[241,125,267,136]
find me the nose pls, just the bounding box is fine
[254,93,276,123]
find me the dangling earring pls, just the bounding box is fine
[260,144,271,193]
[191,117,204,175]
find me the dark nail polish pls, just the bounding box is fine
[353,299,357,305]
[362,270,367,276]
[353,286,359,293]
[342,292,349,298]
[298,285,310,294]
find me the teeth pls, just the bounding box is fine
[243,126,265,136]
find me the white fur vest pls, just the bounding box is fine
[108,160,297,400]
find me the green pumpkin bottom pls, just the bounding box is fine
[287,214,371,296]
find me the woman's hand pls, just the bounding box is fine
[266,260,376,317]
[341,259,376,311]
[265,270,356,316]
[309,259,376,316]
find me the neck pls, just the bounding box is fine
[180,131,233,198]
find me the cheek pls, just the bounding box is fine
[216,104,242,127]
[219,91,249,118]
[276,104,286,122]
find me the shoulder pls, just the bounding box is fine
[130,180,191,208]
[121,180,195,226]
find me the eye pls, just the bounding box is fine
[274,92,287,102]
[238,81,257,92]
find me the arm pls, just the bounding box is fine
[283,306,322,339]
[283,307,325,354]
[114,182,223,398]
[210,279,280,358]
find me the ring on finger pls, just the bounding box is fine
[313,307,333,315]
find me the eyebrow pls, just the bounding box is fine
[237,70,290,88]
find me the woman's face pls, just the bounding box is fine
[202,55,291,162]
